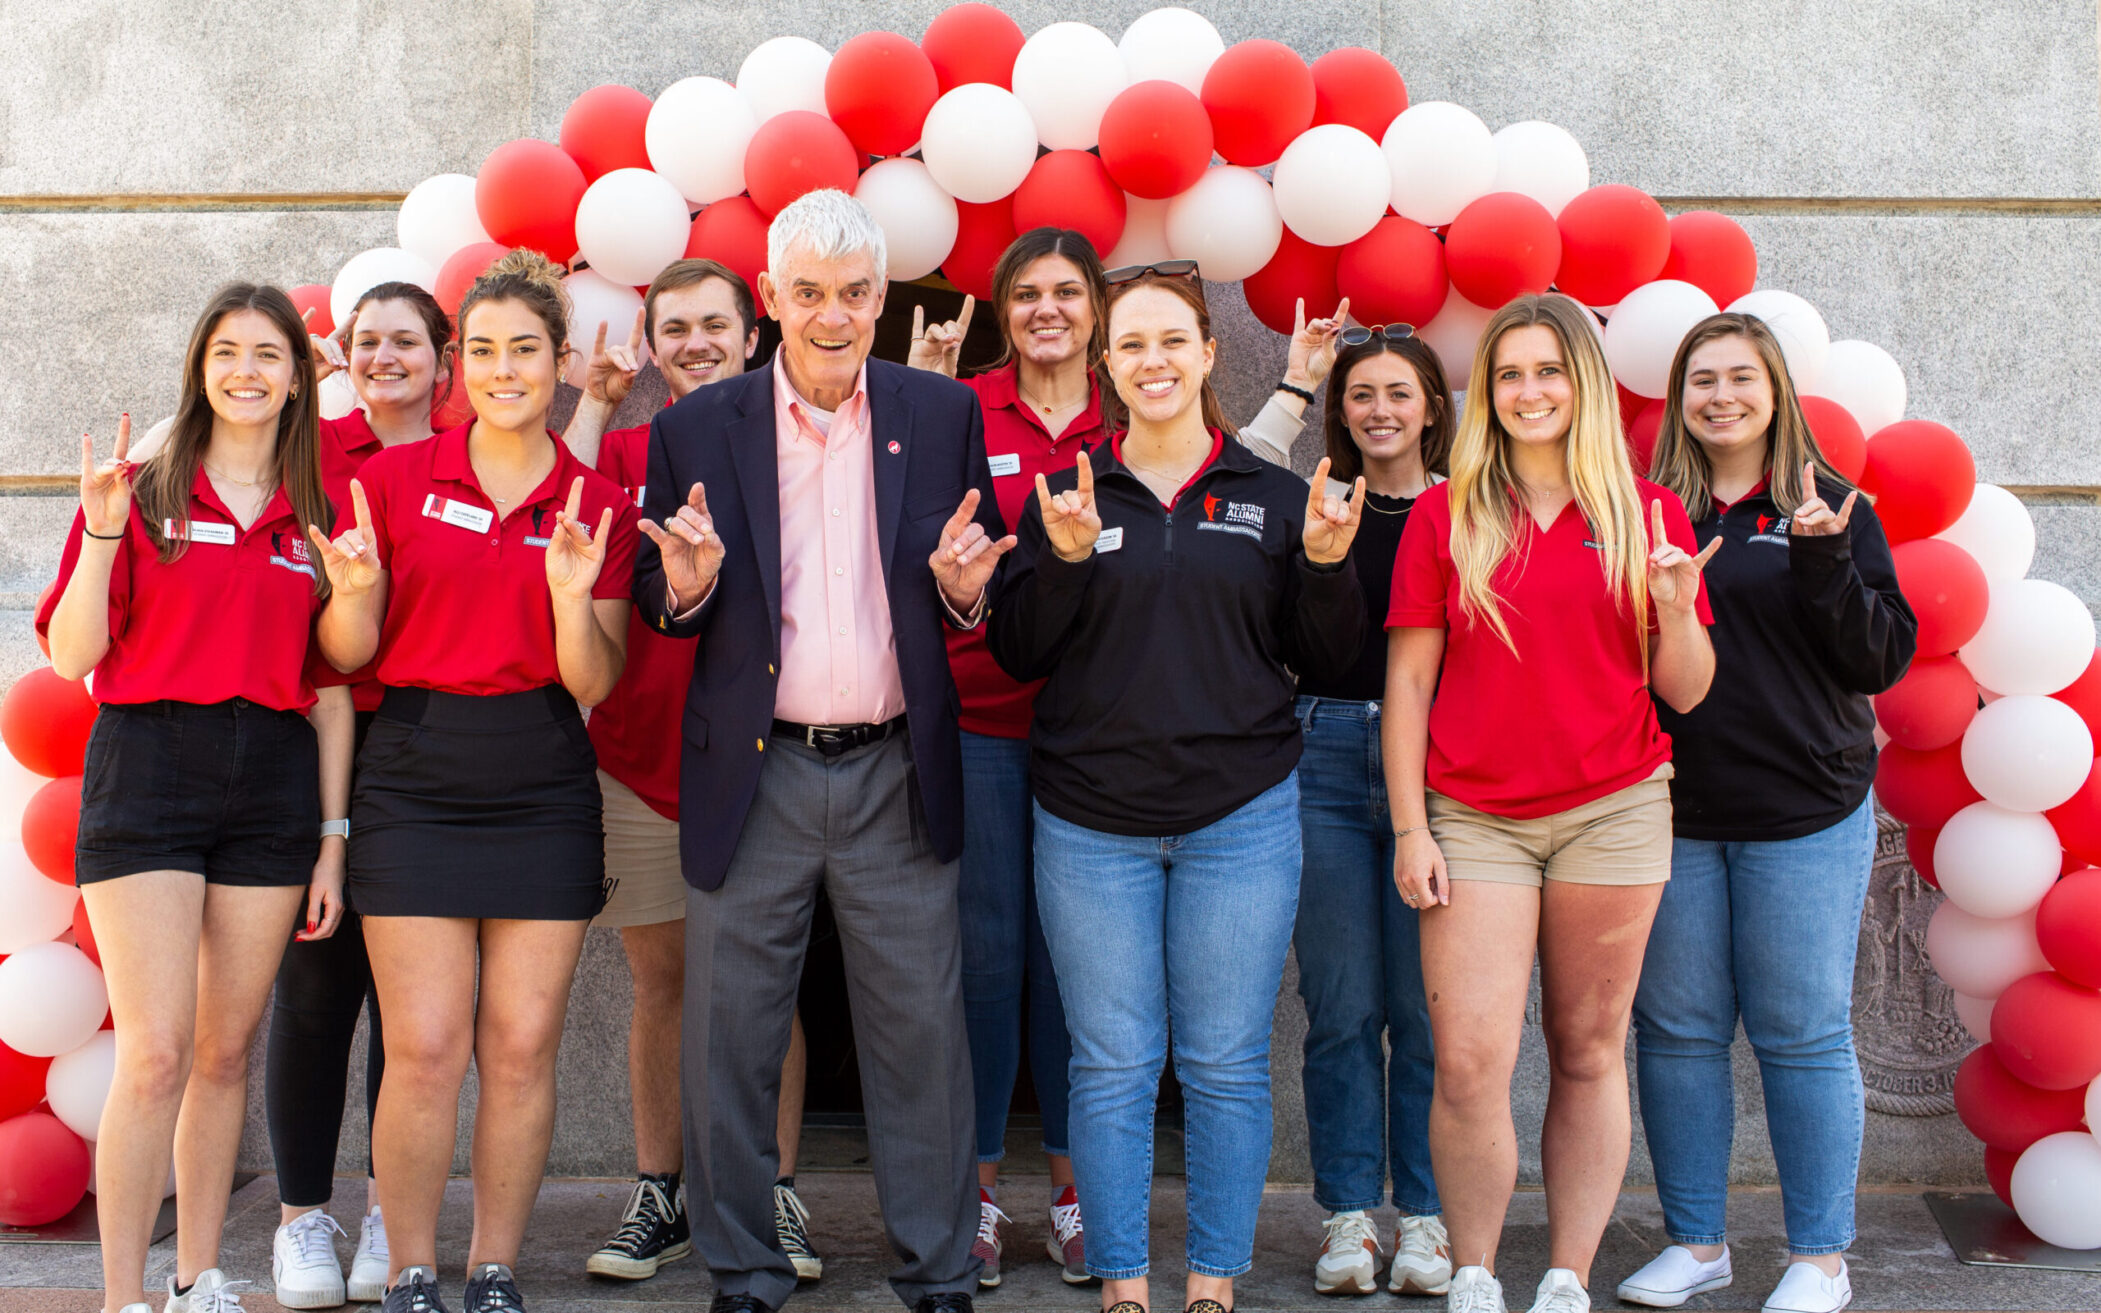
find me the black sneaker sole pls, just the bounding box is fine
[586,1240,692,1281]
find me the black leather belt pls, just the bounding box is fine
[771,716,904,757]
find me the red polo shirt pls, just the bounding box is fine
[37,473,324,712]
[1388,479,1713,818]
[950,365,1108,738]
[316,410,430,711]
[586,423,689,820]
[347,423,641,696]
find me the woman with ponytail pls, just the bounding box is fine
[1383,294,1719,1313]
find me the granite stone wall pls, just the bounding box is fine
[6,0,2095,1185]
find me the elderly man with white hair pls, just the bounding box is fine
[632,189,1009,1313]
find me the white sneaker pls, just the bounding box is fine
[273,1209,349,1309]
[1527,1268,1591,1313]
[348,1207,390,1302]
[1762,1260,1851,1313]
[1390,1214,1453,1295]
[1446,1264,1506,1313]
[1314,1209,1381,1294]
[1617,1245,1733,1308]
[111,1305,154,1313]
[165,1269,251,1313]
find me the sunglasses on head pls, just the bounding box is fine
[1339,323,1416,346]
[1104,259,1200,285]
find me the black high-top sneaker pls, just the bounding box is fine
[585,1175,692,1280]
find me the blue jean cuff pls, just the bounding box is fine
[1313,1193,1385,1214]
[1396,1200,1441,1218]
[976,1150,1007,1165]
[1041,1143,1071,1159]
[1186,1258,1254,1279]
[1666,1232,1728,1247]
[1089,1263,1150,1281]
[1786,1238,1854,1257]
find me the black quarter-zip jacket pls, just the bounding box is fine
[988,435,1364,837]
[1656,486,1918,841]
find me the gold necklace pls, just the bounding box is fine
[202,460,267,487]
[1018,381,1085,416]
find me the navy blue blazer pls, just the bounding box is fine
[633,355,1002,891]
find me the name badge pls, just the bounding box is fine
[1095,526,1124,553]
[166,519,237,545]
[422,494,494,534]
[987,453,1022,477]
[631,484,646,507]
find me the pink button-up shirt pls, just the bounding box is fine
[773,357,906,726]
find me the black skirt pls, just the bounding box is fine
[348,685,606,920]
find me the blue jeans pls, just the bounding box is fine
[1292,697,1439,1216]
[1631,797,1875,1255]
[1035,774,1303,1280]
[958,731,1072,1160]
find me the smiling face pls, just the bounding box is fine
[651,276,759,400]
[203,308,297,427]
[1341,351,1433,467]
[1490,323,1576,450]
[460,297,561,430]
[1106,284,1214,427]
[758,241,884,404]
[1680,333,1775,460]
[349,298,444,412]
[1004,254,1094,370]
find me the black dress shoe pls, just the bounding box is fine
[709,1294,772,1313]
[914,1293,975,1313]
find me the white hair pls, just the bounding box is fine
[766,189,888,286]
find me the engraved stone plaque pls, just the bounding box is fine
[1853,809,1969,1115]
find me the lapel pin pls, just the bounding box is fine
[887,440,901,454]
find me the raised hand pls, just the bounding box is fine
[929,487,1018,612]
[1034,450,1102,562]
[304,306,347,383]
[1789,461,1857,538]
[80,413,135,538]
[584,307,647,407]
[639,481,727,607]
[1646,497,1722,612]
[305,477,385,596]
[907,296,975,377]
[1301,457,1368,565]
[546,476,614,600]
[1286,295,1351,391]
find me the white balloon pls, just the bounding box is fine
[1104,195,1174,269]
[0,941,105,1058]
[1808,339,1907,438]
[1934,801,2063,919]
[1925,903,2048,1000]
[854,159,958,283]
[395,174,492,271]
[1116,7,1224,95]
[561,272,646,388]
[1603,280,1720,399]
[1011,22,1129,151]
[1164,166,1283,282]
[0,747,48,845]
[921,84,1038,205]
[1490,121,1591,217]
[317,372,359,422]
[1952,991,1996,1044]
[737,36,832,124]
[1382,102,1497,227]
[2087,1073,2100,1142]
[1272,125,1391,247]
[1960,579,2098,696]
[574,168,692,287]
[2011,1131,2101,1249]
[1422,292,1498,390]
[1726,289,1831,393]
[1960,695,2094,812]
[1936,485,2037,585]
[329,248,437,332]
[47,1031,116,1141]
[647,77,757,206]
[0,840,77,954]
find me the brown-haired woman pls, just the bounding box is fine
[40,284,355,1313]
[308,250,640,1313]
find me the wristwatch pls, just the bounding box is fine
[320,819,351,840]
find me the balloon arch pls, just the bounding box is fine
[4,1,2101,1248]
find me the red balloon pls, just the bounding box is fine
[2035,868,2101,988]
[1953,1044,2089,1153]
[1616,383,1647,434]
[1243,230,1344,337]
[70,899,98,968]
[1309,47,1408,138]
[559,85,654,183]
[288,285,334,338]
[0,1111,90,1227]
[1659,211,1757,308]
[21,775,81,886]
[1874,655,1979,751]
[943,201,1017,302]
[1984,1145,2018,1209]
[1445,192,1561,310]
[1797,394,1867,484]
[1201,40,1316,167]
[1627,400,1668,474]
[2047,765,2101,868]
[1875,741,1980,831]
[1011,151,1127,261]
[826,32,940,158]
[2050,649,2101,744]
[0,1043,49,1122]
[0,668,98,780]
[1555,185,1670,308]
[1098,81,1214,201]
[1859,420,1976,544]
[1889,538,1989,658]
[1991,970,2101,1089]
[1905,823,1940,888]
[474,138,588,264]
[920,2,1025,93]
[1336,217,1449,329]
[434,242,510,319]
[685,198,770,309]
[743,112,859,219]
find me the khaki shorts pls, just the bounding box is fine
[1427,764,1675,887]
[593,771,687,928]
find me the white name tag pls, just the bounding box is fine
[422,494,494,534]
[631,484,646,507]
[988,453,1022,477]
[166,519,237,545]
[1095,525,1124,552]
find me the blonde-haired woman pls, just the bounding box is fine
[1383,294,1718,1313]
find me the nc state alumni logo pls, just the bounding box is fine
[1199,496,1265,540]
[1749,514,1791,545]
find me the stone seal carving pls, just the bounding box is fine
[1852,809,1967,1115]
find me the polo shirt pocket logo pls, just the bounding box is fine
[1748,514,1791,545]
[1197,498,1265,541]
[267,531,316,577]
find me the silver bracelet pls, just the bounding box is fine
[1393,825,1427,840]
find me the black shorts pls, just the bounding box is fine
[347,685,606,921]
[77,699,321,887]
